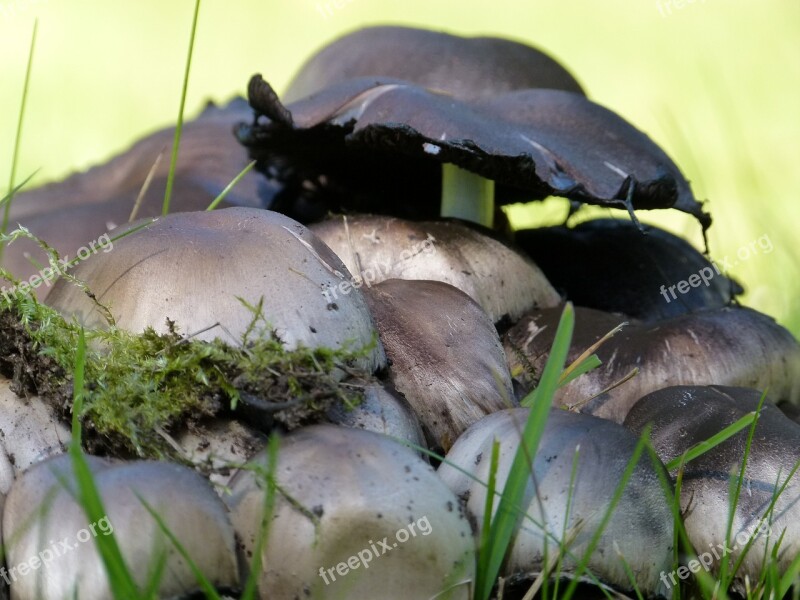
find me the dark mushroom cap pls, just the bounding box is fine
[238,74,708,227]
[310,214,560,324]
[284,25,584,103]
[2,98,270,289]
[505,305,800,423]
[624,385,800,590]
[515,219,742,321]
[438,408,674,596]
[364,279,515,451]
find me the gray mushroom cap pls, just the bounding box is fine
[505,305,800,423]
[284,25,584,103]
[310,214,560,324]
[437,408,674,596]
[2,455,239,599]
[44,207,386,372]
[624,385,800,592]
[224,424,475,599]
[364,279,515,451]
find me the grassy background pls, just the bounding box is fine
[1,0,798,333]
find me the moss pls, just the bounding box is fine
[0,283,374,461]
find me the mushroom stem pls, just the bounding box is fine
[440,164,495,227]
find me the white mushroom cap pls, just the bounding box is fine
[45,208,386,373]
[364,279,515,451]
[310,214,560,324]
[3,455,239,599]
[438,408,674,596]
[0,376,70,495]
[224,424,475,599]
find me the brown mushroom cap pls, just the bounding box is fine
[284,25,584,103]
[624,385,800,592]
[310,214,560,324]
[45,207,386,372]
[364,279,515,451]
[2,98,269,289]
[438,408,674,596]
[505,305,800,423]
[515,219,741,321]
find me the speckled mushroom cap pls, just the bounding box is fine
[504,305,800,423]
[2,98,270,290]
[364,279,516,451]
[237,71,708,226]
[224,424,475,599]
[2,455,239,599]
[624,385,800,593]
[284,25,584,103]
[310,214,560,324]
[44,207,386,373]
[437,408,674,596]
[515,219,742,321]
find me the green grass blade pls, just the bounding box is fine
[558,354,601,388]
[475,302,574,600]
[162,0,202,216]
[0,20,38,264]
[206,160,257,211]
[479,439,501,559]
[665,412,758,472]
[0,169,39,209]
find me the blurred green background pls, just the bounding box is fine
[1,0,798,333]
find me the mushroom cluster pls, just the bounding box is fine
[0,22,798,600]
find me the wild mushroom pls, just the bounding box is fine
[224,424,475,599]
[2,98,269,291]
[0,376,70,495]
[310,214,560,324]
[624,385,800,593]
[44,207,386,372]
[437,408,674,596]
[2,454,239,599]
[505,305,800,423]
[284,25,584,104]
[515,218,742,321]
[363,279,515,451]
[237,26,709,230]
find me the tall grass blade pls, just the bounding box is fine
[206,160,257,211]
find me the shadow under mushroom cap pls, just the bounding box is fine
[238,75,709,228]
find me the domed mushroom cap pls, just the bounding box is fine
[310,214,560,324]
[3,455,239,599]
[505,305,800,423]
[516,219,742,321]
[45,207,386,372]
[284,25,584,103]
[2,98,269,289]
[0,377,70,495]
[238,74,708,227]
[624,385,800,591]
[225,424,475,599]
[364,279,515,451]
[437,408,673,596]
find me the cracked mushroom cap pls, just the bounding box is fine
[2,98,270,291]
[237,72,708,227]
[363,279,515,451]
[624,385,800,593]
[3,455,239,599]
[504,305,800,423]
[515,219,742,321]
[284,25,584,103]
[224,424,475,600]
[437,408,674,596]
[310,214,560,324]
[0,376,70,495]
[44,207,386,372]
